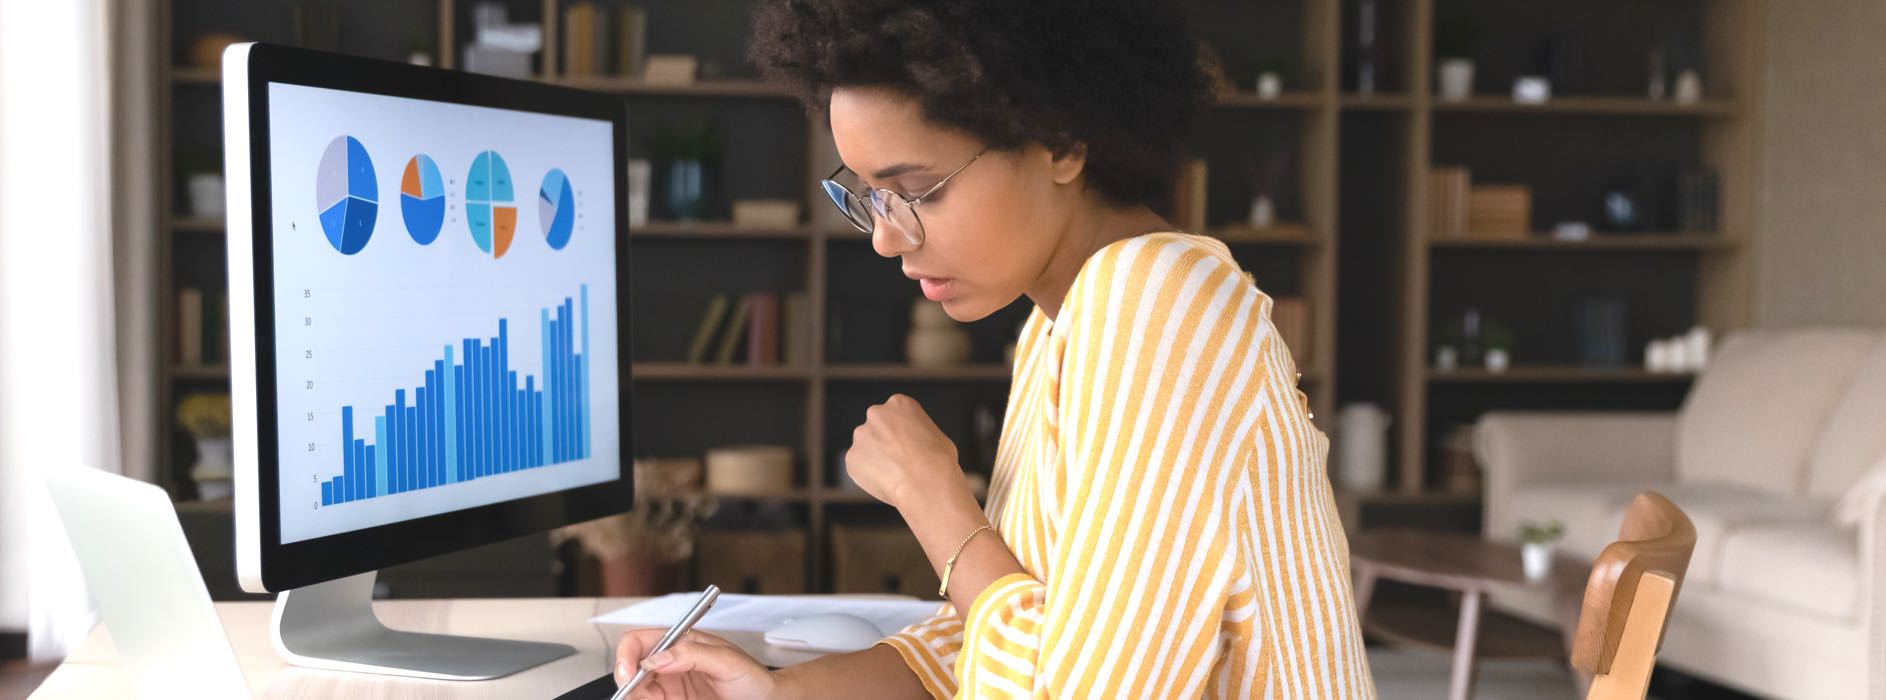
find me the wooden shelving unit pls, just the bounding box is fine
[150,0,1765,581]
[1370,0,1763,498]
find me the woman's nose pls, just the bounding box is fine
[871,218,917,258]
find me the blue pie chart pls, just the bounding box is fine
[538,169,575,250]
[315,135,377,255]
[400,154,446,245]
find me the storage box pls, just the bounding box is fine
[704,445,793,494]
[830,525,940,598]
[1467,185,1531,239]
[694,529,806,594]
[1428,167,1471,237]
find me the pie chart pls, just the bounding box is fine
[465,150,517,259]
[400,154,446,245]
[316,135,377,255]
[538,169,575,250]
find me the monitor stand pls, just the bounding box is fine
[271,571,576,680]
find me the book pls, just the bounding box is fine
[714,296,753,364]
[178,287,204,367]
[563,3,596,78]
[685,294,730,364]
[616,5,647,78]
[746,292,779,367]
[1429,167,1471,238]
[782,292,811,367]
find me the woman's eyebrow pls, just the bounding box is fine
[871,162,930,180]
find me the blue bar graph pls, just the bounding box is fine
[320,286,592,505]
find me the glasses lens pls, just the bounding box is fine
[869,190,924,246]
[821,180,873,234]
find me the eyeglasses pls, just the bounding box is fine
[819,149,986,246]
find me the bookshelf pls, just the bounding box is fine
[1349,0,1764,499]
[148,0,1766,587]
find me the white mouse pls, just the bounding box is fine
[763,613,885,653]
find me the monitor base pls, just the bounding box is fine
[271,571,576,680]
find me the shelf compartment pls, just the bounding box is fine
[825,364,1011,382]
[632,362,811,381]
[1432,96,1738,118]
[551,76,794,99]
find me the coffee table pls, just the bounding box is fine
[1350,530,1588,700]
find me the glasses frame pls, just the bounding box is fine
[819,148,987,245]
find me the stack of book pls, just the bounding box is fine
[176,287,228,367]
[561,2,646,79]
[1428,167,1471,237]
[1428,167,1532,240]
[683,291,811,366]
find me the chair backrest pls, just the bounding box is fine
[1573,491,1696,700]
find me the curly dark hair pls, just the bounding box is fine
[748,0,1216,209]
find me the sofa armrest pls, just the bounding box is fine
[1476,411,1678,540]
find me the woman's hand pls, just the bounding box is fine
[613,628,781,700]
[845,394,964,509]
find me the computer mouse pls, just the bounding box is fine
[763,613,885,653]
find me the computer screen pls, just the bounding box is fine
[265,84,621,544]
[227,44,633,593]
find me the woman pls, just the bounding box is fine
[615,1,1374,697]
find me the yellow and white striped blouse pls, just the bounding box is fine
[878,232,1374,698]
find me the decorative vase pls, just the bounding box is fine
[1256,72,1282,100]
[1247,195,1276,229]
[599,552,684,597]
[1437,58,1475,101]
[188,172,225,218]
[1336,403,1391,492]
[905,299,970,368]
[192,436,234,500]
[664,159,715,221]
[1522,542,1554,581]
[1485,348,1511,373]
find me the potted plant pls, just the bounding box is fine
[1483,323,1515,373]
[553,458,718,596]
[1517,518,1565,580]
[177,393,234,499]
[1434,12,1477,101]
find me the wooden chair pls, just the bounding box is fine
[1570,491,1696,700]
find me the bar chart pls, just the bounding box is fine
[320,284,592,506]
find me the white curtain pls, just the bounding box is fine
[0,0,155,661]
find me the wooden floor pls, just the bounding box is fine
[0,660,55,700]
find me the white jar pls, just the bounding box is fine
[1437,58,1475,102]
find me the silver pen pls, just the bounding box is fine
[612,584,721,700]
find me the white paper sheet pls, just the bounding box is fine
[592,593,945,636]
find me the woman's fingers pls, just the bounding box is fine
[613,628,741,685]
[638,636,759,681]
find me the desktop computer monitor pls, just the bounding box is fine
[222,43,632,679]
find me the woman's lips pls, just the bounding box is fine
[918,277,956,302]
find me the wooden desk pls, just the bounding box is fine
[31,597,833,698]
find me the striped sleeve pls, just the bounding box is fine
[878,607,962,699]
[951,236,1257,697]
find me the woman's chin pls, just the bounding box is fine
[939,295,993,323]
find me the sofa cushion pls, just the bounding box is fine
[1675,329,1878,495]
[1602,483,1831,586]
[1806,335,1886,498]
[1716,522,1860,621]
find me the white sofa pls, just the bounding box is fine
[1475,328,1886,699]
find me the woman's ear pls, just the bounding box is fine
[1048,142,1088,186]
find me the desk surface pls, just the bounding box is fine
[32,597,831,698]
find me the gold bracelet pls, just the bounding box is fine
[938,525,997,598]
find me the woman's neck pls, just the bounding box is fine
[1026,202,1173,322]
